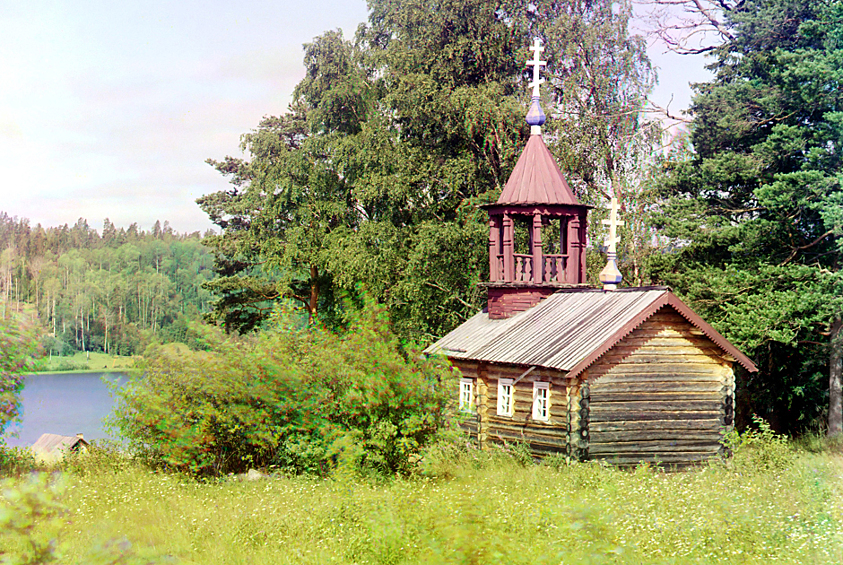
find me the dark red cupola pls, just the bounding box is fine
[482,38,591,319]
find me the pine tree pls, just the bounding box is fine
[654,0,843,433]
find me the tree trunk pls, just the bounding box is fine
[308,265,319,321]
[830,318,842,436]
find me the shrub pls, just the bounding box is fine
[723,414,793,472]
[0,305,40,437]
[60,441,133,478]
[0,445,37,477]
[111,303,457,476]
[0,473,67,564]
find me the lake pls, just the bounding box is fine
[3,372,128,448]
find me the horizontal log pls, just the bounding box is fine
[590,400,723,412]
[485,366,566,380]
[486,430,568,448]
[589,441,722,454]
[590,452,718,465]
[485,437,568,453]
[591,372,723,384]
[596,353,722,365]
[589,392,725,402]
[590,381,725,393]
[589,419,723,432]
[619,336,715,348]
[590,430,724,443]
[609,345,721,357]
[549,409,569,420]
[589,410,722,422]
[591,364,722,375]
[452,361,480,372]
[622,327,699,339]
[530,444,568,456]
[486,420,568,437]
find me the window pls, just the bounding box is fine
[459,378,474,412]
[497,378,513,416]
[532,381,549,421]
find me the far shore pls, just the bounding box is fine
[26,368,135,376]
[29,351,140,376]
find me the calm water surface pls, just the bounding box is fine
[3,372,128,448]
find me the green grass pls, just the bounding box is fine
[2,444,843,564]
[30,351,138,374]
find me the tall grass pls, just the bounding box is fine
[1,441,842,564]
[30,351,137,374]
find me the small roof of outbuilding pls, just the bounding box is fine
[426,287,758,375]
[31,433,89,461]
[496,134,581,206]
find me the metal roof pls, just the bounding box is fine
[496,134,581,206]
[426,287,758,375]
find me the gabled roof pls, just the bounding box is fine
[31,433,88,461]
[426,287,758,375]
[497,134,581,206]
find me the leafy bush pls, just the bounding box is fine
[0,306,40,437]
[723,414,793,472]
[0,445,37,477]
[60,441,133,478]
[0,473,67,564]
[111,303,457,476]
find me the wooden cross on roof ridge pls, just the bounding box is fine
[601,195,624,255]
[527,37,546,98]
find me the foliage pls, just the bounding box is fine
[0,445,36,478]
[0,213,215,356]
[0,473,66,565]
[722,415,793,472]
[0,304,39,437]
[111,302,457,476]
[0,471,167,565]
[200,0,656,342]
[2,446,843,564]
[651,0,843,433]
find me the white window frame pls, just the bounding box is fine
[459,378,474,412]
[532,381,549,421]
[497,378,513,417]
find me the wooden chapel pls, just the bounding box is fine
[426,39,758,466]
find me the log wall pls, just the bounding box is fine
[452,360,570,456]
[586,310,736,466]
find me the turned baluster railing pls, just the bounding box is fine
[513,254,533,282]
[543,254,567,283]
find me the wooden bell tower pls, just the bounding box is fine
[482,39,591,319]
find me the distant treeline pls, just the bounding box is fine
[0,212,214,355]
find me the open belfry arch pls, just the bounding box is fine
[426,39,758,466]
[482,38,591,319]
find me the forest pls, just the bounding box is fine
[197,0,843,436]
[0,213,215,356]
[1,1,843,562]
[1,0,841,438]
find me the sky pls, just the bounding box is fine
[0,0,712,235]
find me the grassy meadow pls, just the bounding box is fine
[2,441,842,565]
[30,351,138,374]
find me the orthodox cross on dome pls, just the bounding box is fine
[527,37,546,98]
[599,195,625,290]
[601,195,624,255]
[525,38,547,134]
